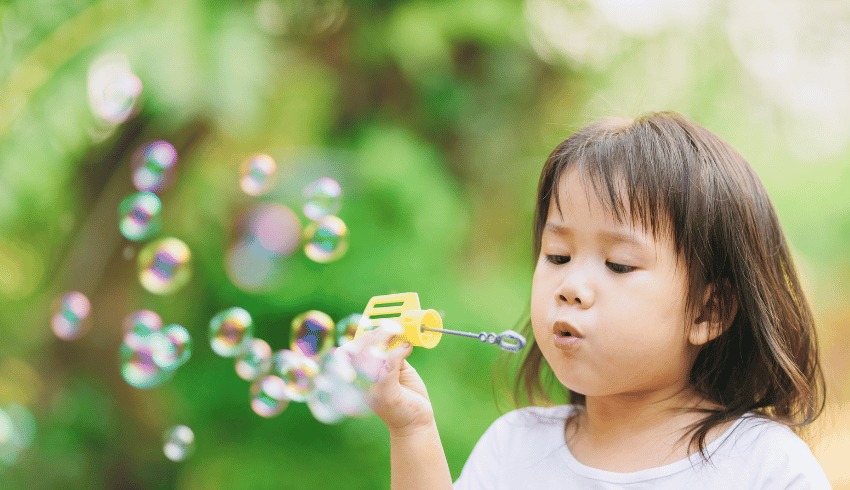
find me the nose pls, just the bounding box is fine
[554,264,592,307]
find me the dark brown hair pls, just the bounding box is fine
[491,111,827,468]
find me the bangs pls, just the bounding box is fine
[543,118,689,255]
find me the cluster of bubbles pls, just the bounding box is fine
[209,307,401,424]
[114,138,193,296]
[51,291,92,341]
[0,404,36,467]
[228,156,349,291]
[119,310,192,389]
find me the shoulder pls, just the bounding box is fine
[718,415,832,489]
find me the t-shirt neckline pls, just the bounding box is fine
[560,409,748,483]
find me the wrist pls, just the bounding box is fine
[388,419,438,440]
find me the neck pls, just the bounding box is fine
[574,388,716,449]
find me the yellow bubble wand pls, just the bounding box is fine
[353,292,526,352]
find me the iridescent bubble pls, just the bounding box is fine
[87,53,142,125]
[240,154,277,196]
[302,177,341,221]
[235,338,273,381]
[132,141,178,193]
[303,215,349,263]
[290,310,335,358]
[160,324,192,369]
[250,375,290,418]
[306,375,346,425]
[118,192,161,241]
[137,237,192,295]
[209,307,254,357]
[51,291,91,340]
[122,309,162,334]
[340,319,404,383]
[366,319,405,359]
[335,313,364,347]
[120,328,176,389]
[271,349,320,402]
[163,425,195,462]
[316,348,370,418]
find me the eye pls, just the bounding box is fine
[544,255,569,265]
[544,255,636,274]
[607,262,636,274]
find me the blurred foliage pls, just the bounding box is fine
[0,0,849,488]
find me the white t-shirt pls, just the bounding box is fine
[453,405,832,489]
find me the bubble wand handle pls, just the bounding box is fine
[420,326,527,352]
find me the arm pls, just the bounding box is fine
[390,422,454,490]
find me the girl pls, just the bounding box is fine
[353,112,831,489]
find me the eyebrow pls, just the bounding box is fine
[543,223,648,248]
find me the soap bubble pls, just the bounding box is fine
[160,324,192,369]
[209,307,254,357]
[118,192,161,241]
[120,328,177,388]
[0,404,36,466]
[366,319,405,359]
[271,349,320,402]
[225,204,302,291]
[137,237,192,295]
[132,141,178,193]
[163,425,195,462]
[335,313,364,347]
[306,375,346,425]
[316,348,370,417]
[290,310,335,358]
[239,204,302,257]
[224,239,283,293]
[235,338,273,381]
[302,177,341,221]
[122,309,162,333]
[51,291,92,340]
[250,375,290,418]
[303,215,349,263]
[340,319,404,383]
[87,53,142,125]
[240,154,277,196]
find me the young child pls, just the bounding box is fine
[352,111,831,489]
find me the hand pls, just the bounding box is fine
[340,324,435,436]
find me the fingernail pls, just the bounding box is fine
[403,342,411,348]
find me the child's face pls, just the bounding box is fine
[531,168,698,400]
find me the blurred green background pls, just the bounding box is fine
[1,0,849,488]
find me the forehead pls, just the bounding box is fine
[543,169,660,250]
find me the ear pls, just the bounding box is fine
[689,280,738,346]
